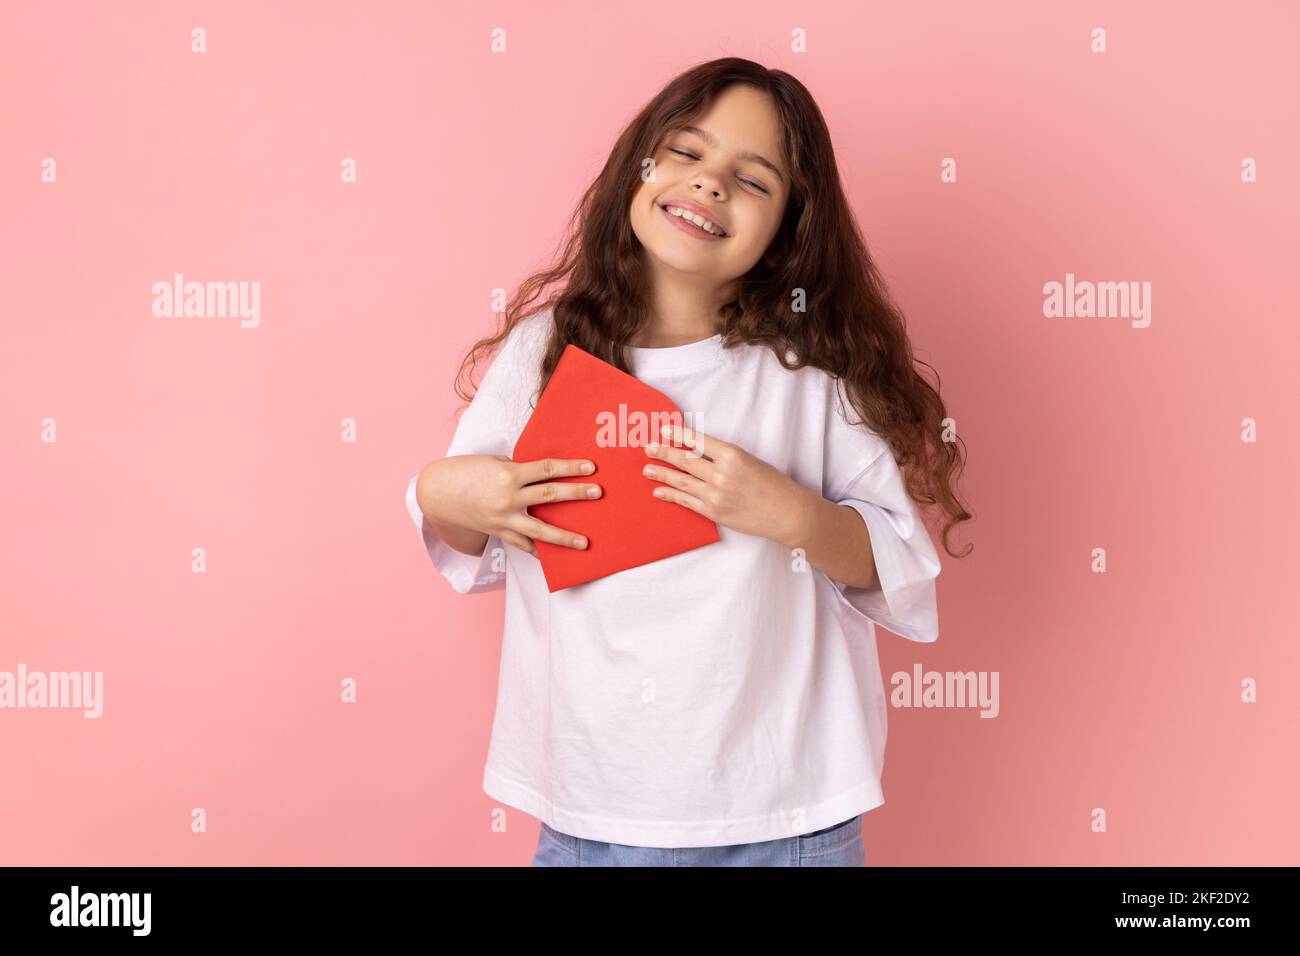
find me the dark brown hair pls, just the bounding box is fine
[454,57,972,558]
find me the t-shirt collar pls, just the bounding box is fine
[626,333,726,376]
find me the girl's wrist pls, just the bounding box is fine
[772,480,821,552]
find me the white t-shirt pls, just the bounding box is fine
[405,307,941,848]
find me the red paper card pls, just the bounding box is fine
[510,343,721,592]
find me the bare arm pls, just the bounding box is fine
[775,484,880,591]
[415,459,490,558]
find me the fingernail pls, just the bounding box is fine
[645,442,659,453]
[653,488,665,498]
[587,485,600,498]
[574,536,587,548]
[581,462,594,473]
[643,466,654,477]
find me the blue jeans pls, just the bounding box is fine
[531,815,865,866]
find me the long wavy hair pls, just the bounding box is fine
[453,57,972,559]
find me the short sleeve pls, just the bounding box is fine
[405,310,550,595]
[822,378,942,643]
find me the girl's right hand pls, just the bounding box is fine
[424,454,602,556]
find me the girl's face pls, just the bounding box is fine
[630,84,790,290]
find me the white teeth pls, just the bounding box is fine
[665,205,725,236]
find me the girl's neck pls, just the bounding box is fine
[633,279,731,348]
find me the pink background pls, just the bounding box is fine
[2,0,1297,866]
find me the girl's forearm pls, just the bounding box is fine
[776,484,880,591]
[416,460,490,557]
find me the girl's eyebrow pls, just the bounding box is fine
[677,125,785,185]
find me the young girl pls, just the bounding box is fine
[406,58,971,867]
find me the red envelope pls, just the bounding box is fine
[510,343,721,591]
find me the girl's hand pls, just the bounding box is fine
[420,454,602,556]
[641,423,809,545]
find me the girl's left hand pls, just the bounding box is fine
[642,422,807,546]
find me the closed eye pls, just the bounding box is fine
[667,147,770,194]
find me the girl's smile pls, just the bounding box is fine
[659,201,730,241]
